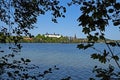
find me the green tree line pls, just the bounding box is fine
[21,34,116,43]
[0,32,116,43]
[22,34,69,43]
[21,34,117,43]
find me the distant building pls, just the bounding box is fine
[44,33,61,38]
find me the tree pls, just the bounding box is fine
[0,0,65,79]
[70,0,120,79]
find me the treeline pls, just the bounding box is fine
[0,32,117,43]
[21,34,87,43]
[21,34,117,43]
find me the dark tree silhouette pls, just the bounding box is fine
[0,0,65,80]
[71,0,120,80]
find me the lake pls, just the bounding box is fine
[1,43,119,80]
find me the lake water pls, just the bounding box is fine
[1,43,120,80]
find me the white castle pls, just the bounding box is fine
[44,33,61,38]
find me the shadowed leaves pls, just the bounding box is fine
[0,0,66,79]
[91,50,109,63]
[73,0,120,79]
[77,43,94,50]
[92,65,120,80]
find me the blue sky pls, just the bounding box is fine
[31,3,85,38]
[30,1,120,40]
[0,0,120,40]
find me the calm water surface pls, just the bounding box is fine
[1,43,119,80]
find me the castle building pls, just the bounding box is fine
[44,33,61,38]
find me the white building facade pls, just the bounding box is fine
[44,33,61,38]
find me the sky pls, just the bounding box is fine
[0,0,120,40]
[31,2,85,38]
[29,1,120,40]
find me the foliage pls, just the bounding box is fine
[21,34,115,43]
[70,0,120,79]
[91,65,120,80]
[0,0,66,79]
[34,34,69,43]
[21,34,86,43]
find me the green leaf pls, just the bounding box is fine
[103,50,109,57]
[114,3,120,10]
[21,58,24,62]
[77,43,94,50]
[112,56,119,61]
[7,72,12,77]
[82,27,90,34]
[93,36,98,41]
[108,8,114,13]
[113,21,120,26]
[91,53,99,59]
[14,71,19,74]
[25,59,31,62]
[89,78,95,80]
[99,56,106,63]
[91,53,107,63]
